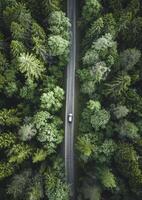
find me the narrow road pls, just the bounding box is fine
[65,0,76,198]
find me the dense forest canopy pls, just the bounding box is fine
[77,0,142,200]
[0,0,70,199]
[0,0,142,200]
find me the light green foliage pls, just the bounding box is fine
[0,162,14,180]
[119,48,141,71]
[112,105,129,119]
[0,0,69,198]
[34,111,51,128]
[80,100,110,132]
[48,11,71,39]
[45,170,70,200]
[117,120,139,140]
[91,108,110,130]
[79,62,109,94]
[83,33,117,67]
[7,170,32,199]
[18,123,37,141]
[32,148,48,163]
[94,140,116,163]
[47,35,69,56]
[11,40,26,57]
[99,168,117,189]
[105,73,131,97]
[0,133,16,148]
[18,53,45,81]
[42,0,62,13]
[32,22,47,61]
[82,0,102,22]
[77,134,96,162]
[34,111,63,154]
[8,143,32,164]
[40,86,64,112]
[0,108,21,126]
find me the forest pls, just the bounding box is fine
[0,0,142,200]
[77,0,142,199]
[0,0,70,199]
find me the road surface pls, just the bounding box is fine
[65,0,76,198]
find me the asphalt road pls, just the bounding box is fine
[65,0,76,198]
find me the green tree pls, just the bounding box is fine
[117,120,139,140]
[99,168,117,189]
[105,73,131,97]
[47,35,69,56]
[119,48,141,71]
[82,0,102,23]
[0,162,14,180]
[8,143,32,164]
[0,108,21,126]
[18,124,37,141]
[48,11,71,39]
[40,86,64,112]
[18,53,45,81]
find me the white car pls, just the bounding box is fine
[68,113,73,123]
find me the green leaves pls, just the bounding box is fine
[119,48,141,71]
[33,111,63,154]
[48,11,71,40]
[115,143,142,187]
[45,170,70,200]
[32,149,48,163]
[117,120,139,140]
[18,53,45,81]
[82,0,102,23]
[0,108,21,126]
[105,73,131,97]
[0,133,16,148]
[0,162,14,180]
[18,124,37,141]
[8,143,32,164]
[47,35,69,56]
[99,168,117,189]
[77,134,96,162]
[40,86,64,112]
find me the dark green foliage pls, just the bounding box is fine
[105,73,131,97]
[119,48,141,71]
[45,170,70,200]
[0,0,70,199]
[78,0,142,199]
[82,0,102,23]
[7,170,32,199]
[115,144,142,189]
[117,120,139,140]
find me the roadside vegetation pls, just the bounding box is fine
[77,0,142,199]
[0,0,70,199]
